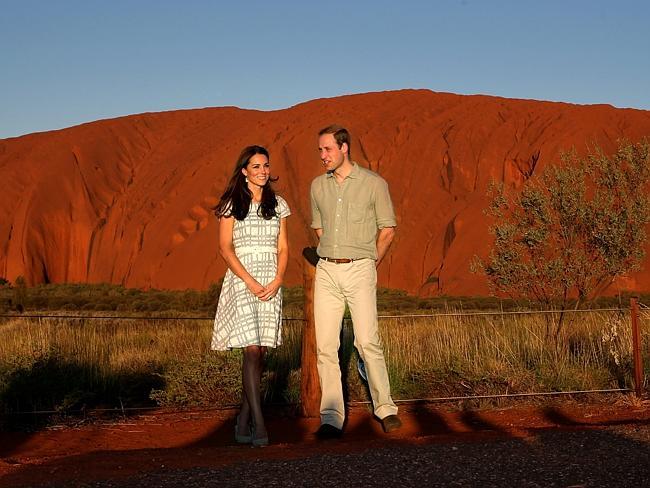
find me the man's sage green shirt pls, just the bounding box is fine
[310,162,397,260]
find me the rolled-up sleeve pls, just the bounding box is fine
[310,181,322,229]
[374,179,397,229]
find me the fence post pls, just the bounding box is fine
[300,247,321,417]
[630,297,644,398]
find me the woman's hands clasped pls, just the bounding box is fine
[259,279,281,301]
[245,278,281,301]
[245,279,265,298]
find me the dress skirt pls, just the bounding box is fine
[211,248,283,350]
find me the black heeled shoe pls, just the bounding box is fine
[235,415,252,444]
[251,423,269,447]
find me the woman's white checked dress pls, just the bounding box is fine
[211,196,290,350]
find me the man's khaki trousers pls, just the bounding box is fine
[314,258,398,429]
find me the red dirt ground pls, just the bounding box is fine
[1,400,649,487]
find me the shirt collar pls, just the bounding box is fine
[326,162,360,179]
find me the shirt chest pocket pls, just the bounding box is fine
[349,203,371,223]
[347,202,376,245]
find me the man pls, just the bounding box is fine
[310,124,401,438]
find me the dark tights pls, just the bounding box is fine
[236,345,267,438]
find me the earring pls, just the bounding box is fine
[245,176,249,183]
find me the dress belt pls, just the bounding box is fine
[235,246,277,256]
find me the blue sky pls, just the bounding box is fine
[1,0,649,139]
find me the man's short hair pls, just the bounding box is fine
[319,124,351,158]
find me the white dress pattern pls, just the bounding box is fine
[211,196,291,350]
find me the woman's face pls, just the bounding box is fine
[242,153,270,188]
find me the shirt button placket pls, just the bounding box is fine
[335,187,343,250]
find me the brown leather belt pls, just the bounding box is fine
[321,257,356,264]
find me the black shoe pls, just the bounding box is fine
[316,423,343,439]
[381,414,402,433]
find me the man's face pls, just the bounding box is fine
[318,133,347,173]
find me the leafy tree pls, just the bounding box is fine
[475,139,650,338]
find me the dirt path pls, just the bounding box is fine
[1,401,649,487]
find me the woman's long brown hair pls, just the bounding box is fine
[214,145,278,220]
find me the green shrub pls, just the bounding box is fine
[149,352,242,407]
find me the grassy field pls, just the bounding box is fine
[1,306,648,422]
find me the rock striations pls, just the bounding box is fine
[2,90,650,295]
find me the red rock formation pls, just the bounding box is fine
[2,90,650,296]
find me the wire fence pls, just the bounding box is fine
[0,313,304,321]
[4,388,636,418]
[1,305,645,321]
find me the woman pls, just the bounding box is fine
[211,145,290,447]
